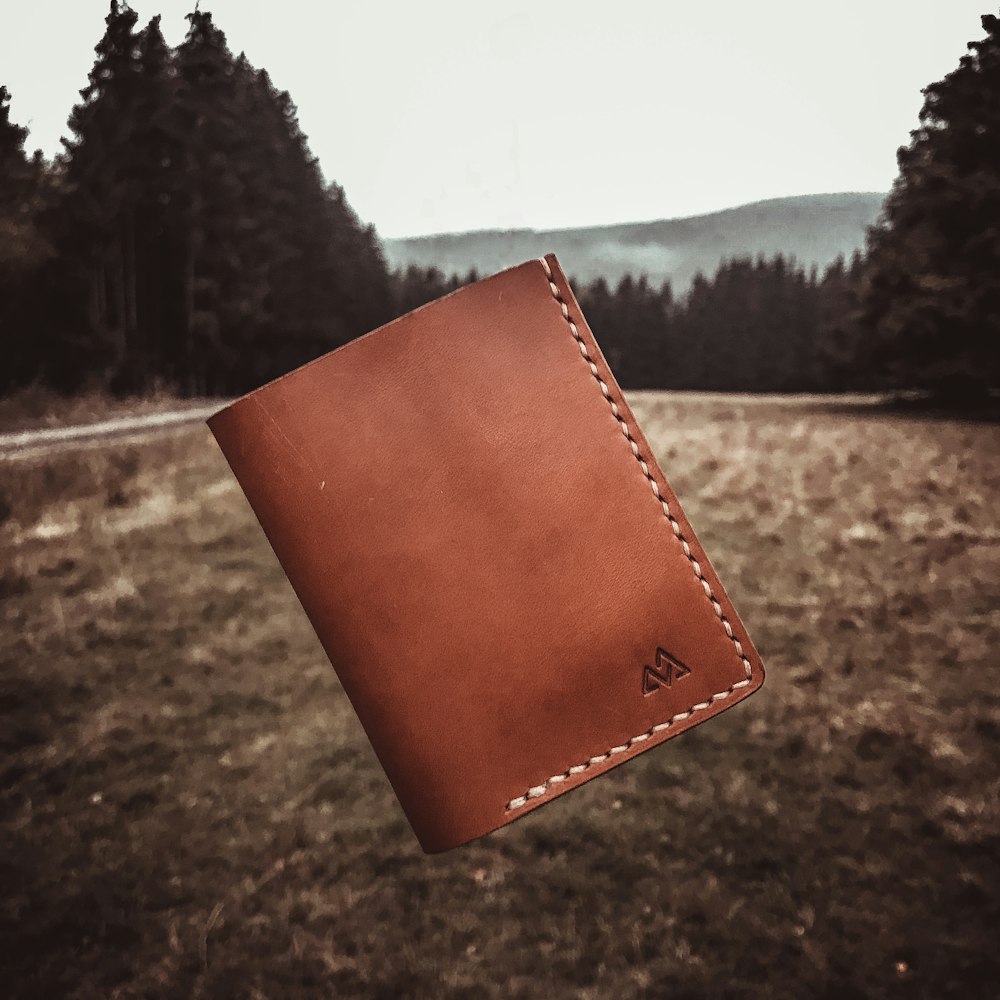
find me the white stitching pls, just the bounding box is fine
[505,258,755,812]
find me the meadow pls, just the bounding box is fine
[1,393,998,998]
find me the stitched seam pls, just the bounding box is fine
[505,258,754,812]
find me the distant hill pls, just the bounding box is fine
[383,192,885,291]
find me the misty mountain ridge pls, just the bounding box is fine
[383,192,885,291]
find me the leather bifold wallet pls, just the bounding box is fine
[207,253,765,853]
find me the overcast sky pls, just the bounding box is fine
[2,0,992,237]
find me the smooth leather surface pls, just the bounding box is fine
[207,254,765,853]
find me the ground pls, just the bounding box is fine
[1,393,998,999]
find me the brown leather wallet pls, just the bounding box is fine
[207,253,765,853]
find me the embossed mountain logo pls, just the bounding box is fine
[642,648,692,694]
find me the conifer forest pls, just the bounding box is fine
[1,5,998,402]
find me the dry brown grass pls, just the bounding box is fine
[1,393,998,998]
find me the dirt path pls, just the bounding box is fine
[0,392,891,460]
[0,402,227,458]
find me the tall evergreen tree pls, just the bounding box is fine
[860,12,1000,401]
[126,14,184,391]
[818,252,873,391]
[171,12,394,393]
[0,86,37,257]
[172,9,246,394]
[60,1,148,387]
[0,86,54,391]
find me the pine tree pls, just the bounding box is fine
[62,1,139,384]
[818,252,873,391]
[127,15,184,390]
[0,86,55,392]
[173,9,244,394]
[860,12,1000,401]
[0,85,36,258]
[172,14,394,394]
[577,277,617,368]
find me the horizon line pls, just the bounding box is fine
[378,190,887,243]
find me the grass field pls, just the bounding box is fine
[1,393,998,999]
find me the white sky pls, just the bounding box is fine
[2,0,992,237]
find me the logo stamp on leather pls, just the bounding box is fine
[641,648,692,695]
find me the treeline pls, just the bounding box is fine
[579,252,869,391]
[1,4,392,397]
[1,3,997,401]
[396,253,869,391]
